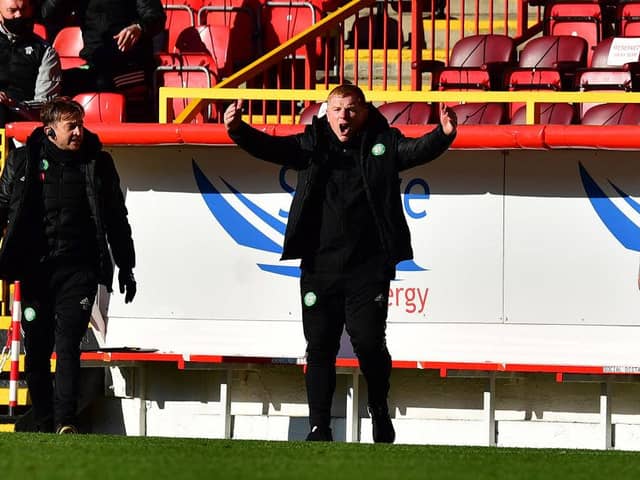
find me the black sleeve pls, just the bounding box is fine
[395,125,456,172]
[99,152,136,271]
[0,150,19,234]
[228,122,311,170]
[40,0,74,20]
[136,0,166,38]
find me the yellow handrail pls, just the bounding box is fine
[159,87,640,125]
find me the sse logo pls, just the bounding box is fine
[579,163,640,251]
[193,160,430,278]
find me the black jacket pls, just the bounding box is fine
[0,127,135,291]
[41,0,165,68]
[229,106,456,268]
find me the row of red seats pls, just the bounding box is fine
[425,33,640,92]
[299,100,640,126]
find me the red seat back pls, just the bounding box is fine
[378,102,433,125]
[52,26,86,69]
[581,103,640,124]
[73,93,126,123]
[451,103,505,125]
[510,103,576,124]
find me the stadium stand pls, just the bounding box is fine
[173,25,234,77]
[73,93,127,123]
[506,35,588,92]
[155,53,220,122]
[616,0,640,36]
[32,22,48,40]
[197,0,262,69]
[434,34,517,92]
[160,1,197,53]
[544,0,604,64]
[510,102,577,124]
[51,26,86,70]
[580,101,640,124]
[450,102,505,125]
[377,102,433,125]
[298,101,324,123]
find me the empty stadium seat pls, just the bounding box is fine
[174,25,232,77]
[52,26,86,69]
[510,103,576,124]
[161,3,196,53]
[450,103,506,125]
[507,35,588,91]
[544,1,603,64]
[575,37,640,114]
[378,102,433,125]
[434,35,517,91]
[347,8,402,49]
[197,0,261,68]
[262,1,322,58]
[73,92,126,123]
[617,0,640,36]
[580,102,640,124]
[155,53,220,123]
[298,101,325,124]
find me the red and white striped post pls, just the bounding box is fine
[8,281,21,417]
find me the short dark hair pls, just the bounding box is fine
[327,84,366,105]
[40,97,84,126]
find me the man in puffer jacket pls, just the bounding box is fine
[0,96,136,433]
[224,85,457,443]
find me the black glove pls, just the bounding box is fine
[118,269,137,304]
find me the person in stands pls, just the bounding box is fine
[0,0,61,127]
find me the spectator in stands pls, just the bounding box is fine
[0,97,137,433]
[40,0,165,121]
[0,0,61,127]
[224,85,457,443]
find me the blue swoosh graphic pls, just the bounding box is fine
[609,181,640,216]
[220,177,287,235]
[257,264,301,277]
[579,163,640,251]
[397,260,427,272]
[193,160,283,254]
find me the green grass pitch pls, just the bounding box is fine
[2,433,640,480]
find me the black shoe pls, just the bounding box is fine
[305,425,333,441]
[369,405,395,444]
[56,424,78,434]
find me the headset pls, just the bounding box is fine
[46,129,56,140]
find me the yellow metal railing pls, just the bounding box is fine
[0,128,6,170]
[159,87,640,126]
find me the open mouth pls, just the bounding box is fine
[339,124,350,136]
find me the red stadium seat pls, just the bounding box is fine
[73,92,126,123]
[575,37,640,115]
[450,103,506,125]
[506,35,588,91]
[347,8,402,49]
[197,0,261,69]
[33,22,48,40]
[173,25,232,77]
[436,35,516,91]
[52,26,86,69]
[156,53,220,123]
[262,1,322,58]
[617,1,640,36]
[298,101,325,124]
[544,1,603,64]
[510,103,576,124]
[378,102,433,125]
[580,102,640,124]
[162,3,196,53]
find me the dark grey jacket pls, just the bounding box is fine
[229,105,456,268]
[0,127,135,290]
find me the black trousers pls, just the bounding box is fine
[21,261,98,431]
[300,268,392,429]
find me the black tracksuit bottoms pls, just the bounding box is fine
[21,261,98,431]
[300,268,392,429]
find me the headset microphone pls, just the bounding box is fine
[47,130,56,139]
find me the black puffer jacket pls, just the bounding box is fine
[41,0,165,68]
[229,106,456,267]
[0,127,135,291]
